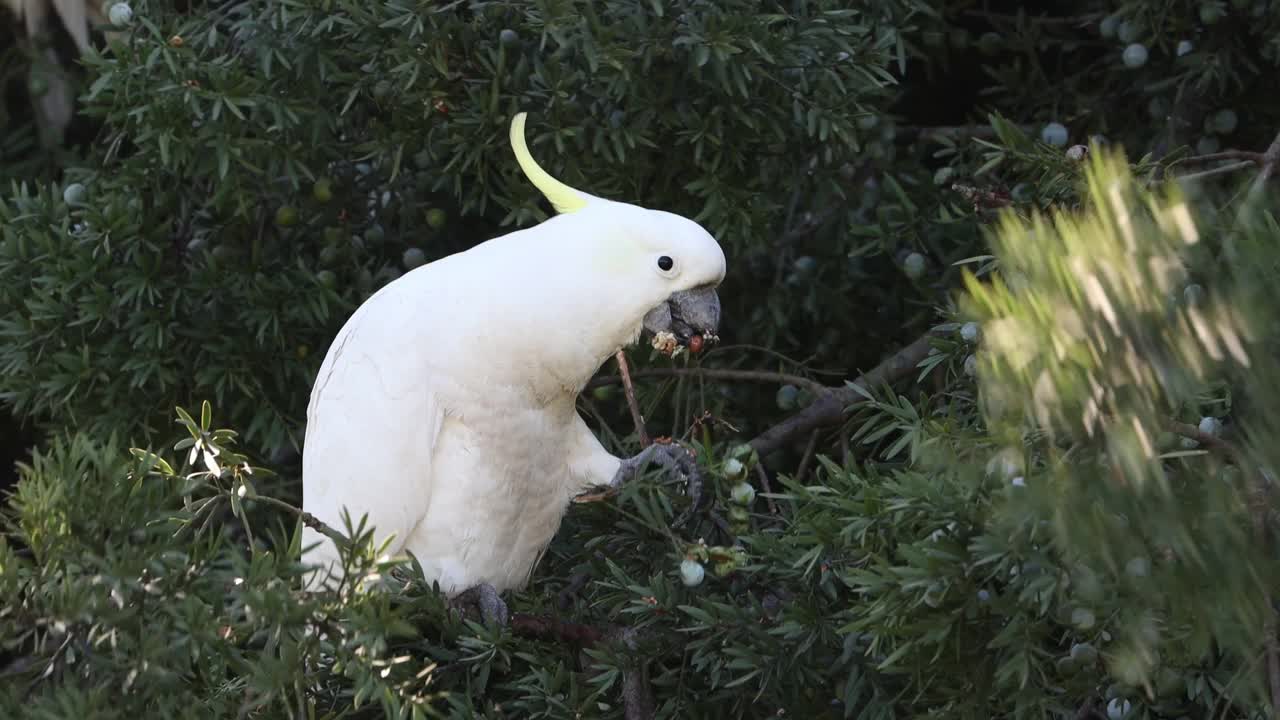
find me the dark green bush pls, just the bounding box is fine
[3,1,1280,718]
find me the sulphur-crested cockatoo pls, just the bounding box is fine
[301,112,726,622]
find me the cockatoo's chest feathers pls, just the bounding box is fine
[407,394,579,593]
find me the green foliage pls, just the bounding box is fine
[0,0,925,455]
[4,0,1280,718]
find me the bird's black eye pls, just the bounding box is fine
[657,255,674,272]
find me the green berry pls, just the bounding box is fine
[1196,136,1221,154]
[316,270,337,288]
[903,252,927,279]
[1183,283,1205,306]
[723,457,747,480]
[62,183,87,205]
[727,505,750,523]
[363,223,386,245]
[1122,43,1148,68]
[425,207,447,229]
[730,482,756,505]
[1099,15,1119,38]
[776,384,799,410]
[499,28,520,46]
[1106,698,1131,720]
[1070,642,1099,665]
[793,255,817,273]
[372,80,392,100]
[1212,108,1238,134]
[1198,415,1222,436]
[679,558,705,587]
[1040,122,1068,147]
[960,322,980,343]
[275,205,298,227]
[108,2,133,26]
[933,166,955,186]
[1199,3,1225,24]
[1071,607,1097,630]
[312,178,333,203]
[591,385,615,401]
[402,247,426,270]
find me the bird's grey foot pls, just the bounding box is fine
[451,582,510,626]
[610,441,703,525]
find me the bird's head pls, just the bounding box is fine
[509,113,726,356]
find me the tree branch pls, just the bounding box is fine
[1167,421,1243,464]
[748,330,942,458]
[1255,128,1280,185]
[614,350,650,448]
[249,493,350,549]
[1178,150,1266,165]
[588,367,828,396]
[510,613,606,646]
[1177,160,1258,184]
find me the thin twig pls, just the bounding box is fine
[794,430,820,485]
[1177,160,1258,184]
[1178,150,1265,165]
[754,462,779,515]
[615,350,650,448]
[1254,128,1280,185]
[962,10,1103,25]
[896,124,1033,143]
[249,493,349,549]
[748,330,942,459]
[588,367,828,396]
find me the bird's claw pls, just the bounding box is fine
[451,582,509,627]
[610,441,704,526]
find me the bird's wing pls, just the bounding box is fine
[300,286,446,589]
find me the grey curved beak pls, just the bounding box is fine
[643,286,721,343]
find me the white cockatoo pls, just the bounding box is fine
[301,112,726,622]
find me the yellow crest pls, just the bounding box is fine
[509,112,589,214]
